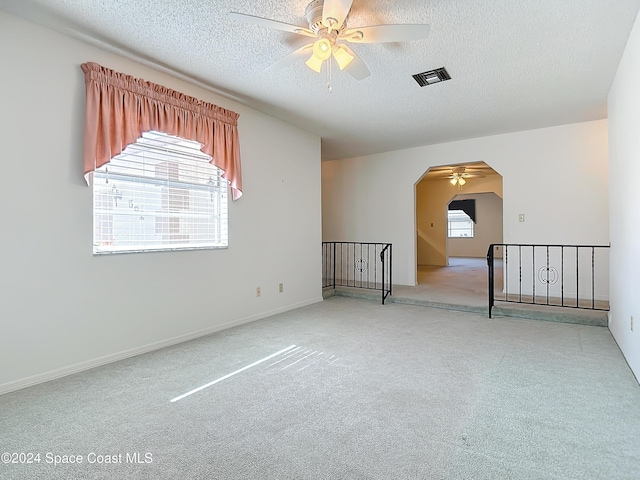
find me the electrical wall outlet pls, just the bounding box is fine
[256,287,261,297]
[279,283,284,293]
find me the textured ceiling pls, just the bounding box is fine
[2,0,639,160]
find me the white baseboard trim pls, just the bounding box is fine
[0,296,323,396]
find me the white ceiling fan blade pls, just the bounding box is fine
[267,44,314,71]
[229,12,316,38]
[339,45,370,80]
[343,24,431,44]
[322,0,353,30]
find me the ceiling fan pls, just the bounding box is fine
[229,0,431,82]
[448,167,485,187]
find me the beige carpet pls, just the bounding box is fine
[1,296,638,479]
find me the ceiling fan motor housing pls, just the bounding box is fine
[306,0,347,34]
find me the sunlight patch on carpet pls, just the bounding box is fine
[169,345,298,402]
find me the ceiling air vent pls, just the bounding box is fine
[412,67,451,87]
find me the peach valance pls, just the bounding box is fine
[81,62,242,200]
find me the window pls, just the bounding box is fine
[448,210,474,238]
[93,131,228,254]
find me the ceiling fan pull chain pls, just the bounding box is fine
[327,56,333,93]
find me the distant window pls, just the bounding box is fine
[93,131,228,254]
[448,210,474,238]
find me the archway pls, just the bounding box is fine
[415,161,503,286]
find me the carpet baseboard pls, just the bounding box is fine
[0,296,323,396]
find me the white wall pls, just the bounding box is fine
[448,193,503,259]
[0,11,322,393]
[608,9,640,381]
[322,120,609,286]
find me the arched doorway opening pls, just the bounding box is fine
[415,161,503,287]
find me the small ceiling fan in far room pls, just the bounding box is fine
[229,0,431,88]
[447,167,486,188]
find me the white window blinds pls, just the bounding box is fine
[93,131,228,254]
[447,210,474,238]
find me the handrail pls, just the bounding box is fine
[487,243,610,318]
[323,242,392,305]
[380,244,393,304]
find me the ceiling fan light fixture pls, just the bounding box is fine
[332,45,354,70]
[312,37,333,60]
[449,172,468,187]
[305,54,324,73]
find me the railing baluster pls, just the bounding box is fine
[591,247,595,310]
[389,244,392,297]
[340,243,344,287]
[487,244,495,318]
[375,244,378,290]
[546,246,550,306]
[360,243,364,287]
[505,246,509,302]
[331,243,335,288]
[518,245,522,303]
[366,243,370,289]
[576,246,579,308]
[348,242,351,287]
[381,247,385,304]
[352,243,356,287]
[532,246,536,304]
[561,246,564,307]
